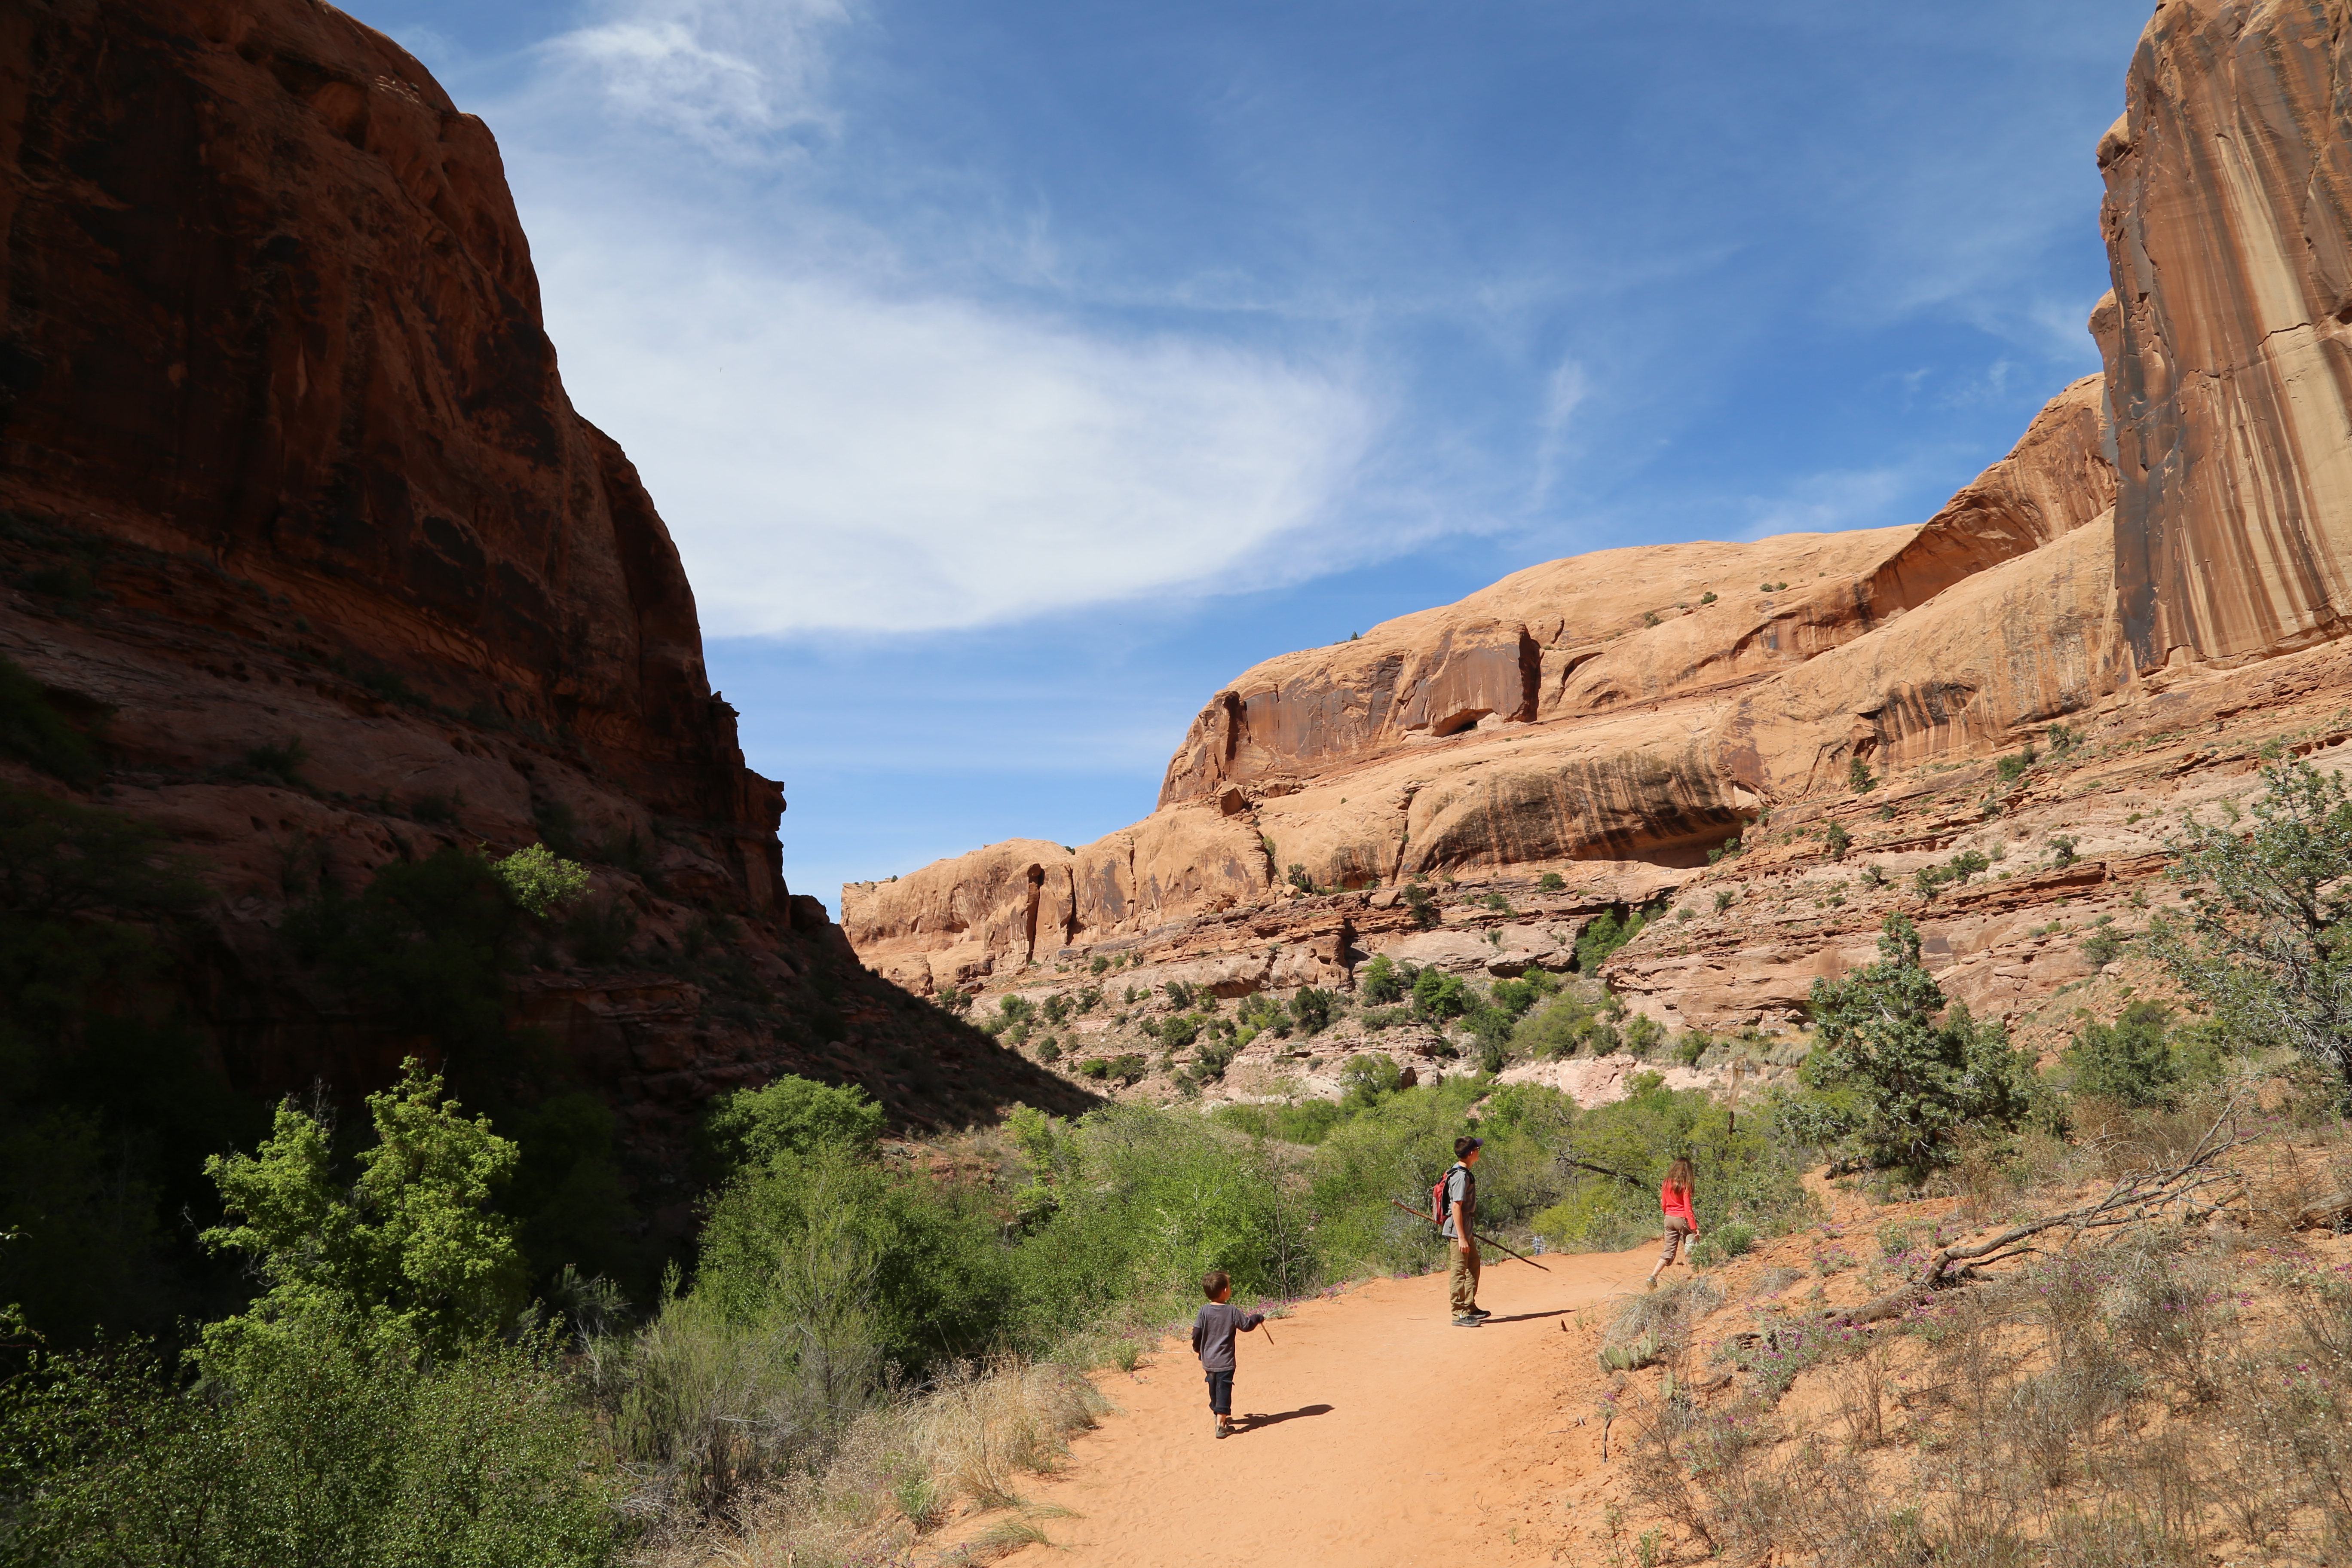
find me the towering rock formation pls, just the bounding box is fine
[0,0,1089,1146]
[2100,0,2352,670]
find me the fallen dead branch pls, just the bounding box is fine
[1822,1101,2257,1329]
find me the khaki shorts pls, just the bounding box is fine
[1659,1215,1693,1267]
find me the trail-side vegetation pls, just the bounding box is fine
[11,755,2352,1563]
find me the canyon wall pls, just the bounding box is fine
[2101,0,2352,671]
[847,0,2352,1093]
[0,0,1088,1151]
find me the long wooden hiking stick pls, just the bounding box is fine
[1387,1198,1551,1272]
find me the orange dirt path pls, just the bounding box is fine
[988,1246,1654,1567]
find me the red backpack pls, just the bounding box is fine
[1430,1163,1472,1228]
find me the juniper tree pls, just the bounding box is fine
[2147,754,2352,1088]
[1804,914,2031,1170]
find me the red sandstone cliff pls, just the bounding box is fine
[0,0,1090,1148]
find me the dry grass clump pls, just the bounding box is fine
[1629,1139,2352,1566]
[641,1356,1109,1568]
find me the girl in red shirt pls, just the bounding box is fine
[1647,1156,1698,1289]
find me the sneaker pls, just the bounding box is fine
[1212,1418,1225,1438]
[1466,1307,1493,1319]
[1215,1421,1231,1439]
[1452,1314,1484,1327]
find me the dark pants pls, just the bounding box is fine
[1204,1369,1234,1415]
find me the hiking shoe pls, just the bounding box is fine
[1215,1421,1231,1439]
[1452,1314,1484,1327]
[1466,1307,1492,1319]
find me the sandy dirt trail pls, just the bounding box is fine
[983,1246,1654,1567]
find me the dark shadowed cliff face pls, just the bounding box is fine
[0,0,1094,1175]
[2099,0,2352,672]
[0,0,780,892]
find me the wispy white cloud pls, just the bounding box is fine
[539,0,847,155]
[535,232,1377,634]
[490,0,1386,635]
[1528,356,1589,508]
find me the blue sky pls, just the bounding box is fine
[376,0,2151,915]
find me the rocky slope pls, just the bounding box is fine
[0,0,1089,1163]
[844,0,2352,1106]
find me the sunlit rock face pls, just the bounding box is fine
[2100,0,2352,671]
[848,379,2119,986]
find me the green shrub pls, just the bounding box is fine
[1529,1078,1812,1255]
[1289,987,1338,1035]
[1412,968,1470,1021]
[1804,914,2032,1170]
[1515,992,1600,1057]
[201,1058,528,1359]
[2064,1001,2182,1108]
[1210,1099,1345,1145]
[1623,1015,1666,1057]
[1,1314,614,1567]
[2136,753,2352,1095]
[1339,1052,1404,1110]
[1848,756,1877,795]
[1821,821,1851,860]
[1359,955,1404,1004]
[493,843,591,917]
[1403,882,1440,930]
[703,1075,886,1176]
[1537,872,1566,891]
[1576,906,1650,971]
[1489,979,1537,1017]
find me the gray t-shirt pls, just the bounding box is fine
[1191,1302,1265,1372]
[1440,1164,1476,1239]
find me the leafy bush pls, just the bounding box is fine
[1359,954,1404,1004]
[2064,1001,2183,1108]
[703,1075,887,1175]
[1997,747,2038,782]
[2,1313,614,1567]
[1515,992,1601,1057]
[1804,915,2032,1170]
[493,843,591,917]
[1489,978,1537,1017]
[1339,1051,1404,1109]
[1576,907,1650,972]
[201,1058,528,1359]
[1210,1099,1345,1145]
[1848,756,1877,794]
[1821,821,1851,860]
[1538,871,1566,891]
[2147,755,2352,1090]
[1412,968,1470,1021]
[1289,987,1338,1035]
[1403,881,1440,930]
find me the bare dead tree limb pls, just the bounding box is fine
[1819,1099,2258,1329]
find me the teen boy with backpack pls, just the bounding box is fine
[1437,1135,1486,1327]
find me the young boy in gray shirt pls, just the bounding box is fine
[1190,1269,1265,1439]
